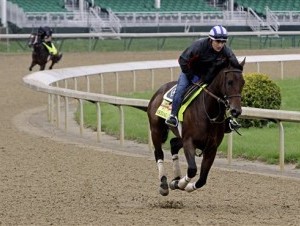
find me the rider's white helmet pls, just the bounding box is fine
[209,25,228,41]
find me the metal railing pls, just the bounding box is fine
[23,55,300,171]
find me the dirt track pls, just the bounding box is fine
[1,50,300,225]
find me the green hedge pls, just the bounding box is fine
[241,73,281,128]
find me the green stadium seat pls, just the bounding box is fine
[93,0,218,13]
[235,0,300,15]
[8,0,67,12]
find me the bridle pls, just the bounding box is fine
[202,68,243,122]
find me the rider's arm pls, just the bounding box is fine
[178,39,204,80]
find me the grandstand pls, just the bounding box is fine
[235,0,300,15]
[1,0,300,35]
[93,0,218,13]
[8,0,67,12]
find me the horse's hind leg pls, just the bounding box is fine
[157,159,168,196]
[151,121,169,196]
[169,137,183,190]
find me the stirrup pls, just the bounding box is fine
[165,115,178,127]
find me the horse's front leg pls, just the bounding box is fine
[177,140,197,190]
[152,129,169,196]
[185,148,217,192]
[156,158,168,196]
[49,60,55,70]
[39,64,46,71]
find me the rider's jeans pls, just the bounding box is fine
[171,72,192,116]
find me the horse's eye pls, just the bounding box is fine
[227,80,233,86]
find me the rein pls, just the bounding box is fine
[203,88,229,108]
[202,68,243,123]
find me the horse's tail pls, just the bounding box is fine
[86,101,149,114]
[133,105,171,144]
[131,106,148,112]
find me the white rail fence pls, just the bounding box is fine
[23,55,300,171]
[3,31,300,40]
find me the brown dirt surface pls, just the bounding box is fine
[1,49,300,226]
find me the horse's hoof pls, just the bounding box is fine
[159,182,169,196]
[159,187,169,196]
[169,180,179,190]
[159,176,169,196]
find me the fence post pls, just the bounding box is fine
[279,121,285,171]
[115,72,119,94]
[132,70,136,92]
[79,99,84,136]
[96,102,102,142]
[118,105,124,145]
[64,96,69,132]
[227,133,233,165]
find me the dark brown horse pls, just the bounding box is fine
[147,59,245,196]
[28,33,61,71]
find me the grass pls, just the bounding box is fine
[76,78,300,167]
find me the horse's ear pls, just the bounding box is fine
[240,57,246,67]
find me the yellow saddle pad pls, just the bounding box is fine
[43,42,58,55]
[155,84,207,121]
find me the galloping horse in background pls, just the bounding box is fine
[147,59,245,196]
[28,33,61,71]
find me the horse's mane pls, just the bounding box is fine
[202,61,226,84]
[202,59,242,84]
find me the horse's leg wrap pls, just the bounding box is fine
[178,175,191,190]
[172,154,181,179]
[185,182,197,192]
[157,159,166,180]
[157,159,169,196]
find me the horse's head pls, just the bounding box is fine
[28,33,37,48]
[212,58,245,118]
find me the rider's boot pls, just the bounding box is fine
[165,114,179,127]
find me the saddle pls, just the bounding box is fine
[156,81,207,121]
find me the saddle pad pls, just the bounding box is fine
[43,42,58,55]
[155,99,172,119]
[155,84,207,121]
[163,85,177,102]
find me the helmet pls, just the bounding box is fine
[38,26,53,37]
[44,26,53,37]
[209,25,228,41]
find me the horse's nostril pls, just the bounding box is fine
[230,109,241,117]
